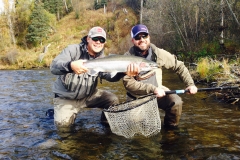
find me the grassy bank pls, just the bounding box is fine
[0,6,137,70]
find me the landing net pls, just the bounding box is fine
[103,95,161,138]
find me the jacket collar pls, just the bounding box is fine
[131,45,152,61]
[129,43,157,62]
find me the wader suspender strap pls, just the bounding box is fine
[151,52,157,62]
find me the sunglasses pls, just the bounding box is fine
[91,37,106,43]
[134,34,149,40]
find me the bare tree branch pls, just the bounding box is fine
[225,0,240,26]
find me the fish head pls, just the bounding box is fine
[139,62,159,71]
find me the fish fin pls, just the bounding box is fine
[87,69,100,76]
[110,71,118,78]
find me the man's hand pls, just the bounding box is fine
[154,87,166,97]
[125,63,139,76]
[186,85,198,94]
[71,60,88,75]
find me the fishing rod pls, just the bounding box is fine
[107,86,239,112]
[165,86,239,95]
[127,86,239,100]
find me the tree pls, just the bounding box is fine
[94,0,107,10]
[101,0,107,6]
[26,2,51,47]
[94,0,100,10]
[3,0,16,45]
[140,0,143,23]
[14,0,34,48]
[43,0,64,20]
[0,14,11,51]
[62,0,69,13]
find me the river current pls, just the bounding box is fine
[0,69,239,160]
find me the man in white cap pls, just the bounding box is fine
[124,24,198,129]
[50,26,134,132]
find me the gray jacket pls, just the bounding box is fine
[50,36,122,99]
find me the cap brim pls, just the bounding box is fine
[90,34,106,39]
[132,31,148,38]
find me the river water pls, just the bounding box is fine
[0,69,239,160]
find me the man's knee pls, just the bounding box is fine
[161,94,183,127]
[53,98,79,132]
[158,94,182,110]
[170,95,183,114]
[54,113,76,127]
[54,113,77,133]
[169,94,183,106]
[105,91,119,103]
[101,91,119,108]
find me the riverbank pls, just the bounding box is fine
[187,58,240,105]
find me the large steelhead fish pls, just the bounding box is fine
[83,55,159,77]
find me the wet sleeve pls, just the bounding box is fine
[158,49,195,87]
[50,45,78,75]
[174,60,195,87]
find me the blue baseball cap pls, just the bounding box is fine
[131,24,149,38]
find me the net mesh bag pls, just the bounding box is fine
[103,95,161,138]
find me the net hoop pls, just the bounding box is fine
[104,95,156,113]
[103,95,161,138]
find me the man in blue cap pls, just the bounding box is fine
[123,24,198,128]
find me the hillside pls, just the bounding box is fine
[0,5,138,69]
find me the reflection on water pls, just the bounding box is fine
[0,69,239,159]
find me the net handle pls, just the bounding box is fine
[165,86,238,94]
[139,86,238,96]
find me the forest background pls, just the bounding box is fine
[0,0,239,75]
